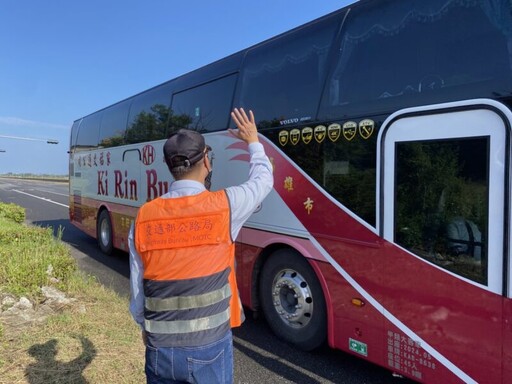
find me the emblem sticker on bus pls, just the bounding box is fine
[349,338,368,357]
[142,145,155,165]
[328,124,341,142]
[302,127,313,144]
[314,125,326,143]
[359,119,375,139]
[278,130,289,146]
[343,121,357,141]
[290,129,301,145]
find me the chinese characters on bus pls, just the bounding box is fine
[387,330,436,381]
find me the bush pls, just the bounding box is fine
[0,203,25,223]
[0,204,76,299]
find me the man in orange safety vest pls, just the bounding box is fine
[129,108,273,384]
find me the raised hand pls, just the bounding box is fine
[229,108,259,144]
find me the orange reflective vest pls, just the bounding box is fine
[135,190,243,347]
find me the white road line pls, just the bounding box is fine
[38,189,69,197]
[13,189,69,208]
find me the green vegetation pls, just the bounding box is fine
[0,173,68,181]
[99,105,194,148]
[0,203,144,383]
[0,203,25,224]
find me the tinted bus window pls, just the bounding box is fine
[395,137,489,285]
[76,113,102,151]
[99,100,130,148]
[265,121,377,226]
[170,74,237,133]
[70,120,81,151]
[126,85,172,144]
[320,0,512,119]
[239,13,341,128]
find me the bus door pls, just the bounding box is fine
[377,99,509,383]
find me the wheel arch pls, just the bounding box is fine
[250,242,288,311]
[97,204,111,219]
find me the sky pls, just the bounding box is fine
[0,0,354,175]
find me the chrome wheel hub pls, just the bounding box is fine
[271,268,313,328]
[100,219,110,246]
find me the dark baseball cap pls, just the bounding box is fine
[163,129,206,169]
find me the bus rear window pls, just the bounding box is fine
[70,120,81,151]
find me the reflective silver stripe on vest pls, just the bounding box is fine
[145,283,231,312]
[144,307,230,334]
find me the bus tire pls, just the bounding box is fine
[259,249,327,351]
[97,210,113,255]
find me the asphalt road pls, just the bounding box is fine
[0,177,415,384]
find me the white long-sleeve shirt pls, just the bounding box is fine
[129,141,273,328]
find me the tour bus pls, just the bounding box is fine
[69,0,512,382]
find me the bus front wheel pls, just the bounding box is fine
[97,210,113,255]
[259,249,327,351]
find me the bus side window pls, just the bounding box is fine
[319,0,512,119]
[75,113,102,152]
[170,74,237,133]
[98,100,130,148]
[125,85,172,144]
[238,12,341,127]
[394,137,489,285]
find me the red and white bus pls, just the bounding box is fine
[69,0,512,382]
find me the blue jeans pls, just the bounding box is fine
[145,330,233,384]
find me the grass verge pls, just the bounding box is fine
[0,203,145,383]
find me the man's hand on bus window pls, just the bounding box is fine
[230,108,259,144]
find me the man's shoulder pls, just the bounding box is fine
[137,197,163,216]
[141,197,162,207]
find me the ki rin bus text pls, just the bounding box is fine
[78,145,169,202]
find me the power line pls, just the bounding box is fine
[0,135,59,144]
